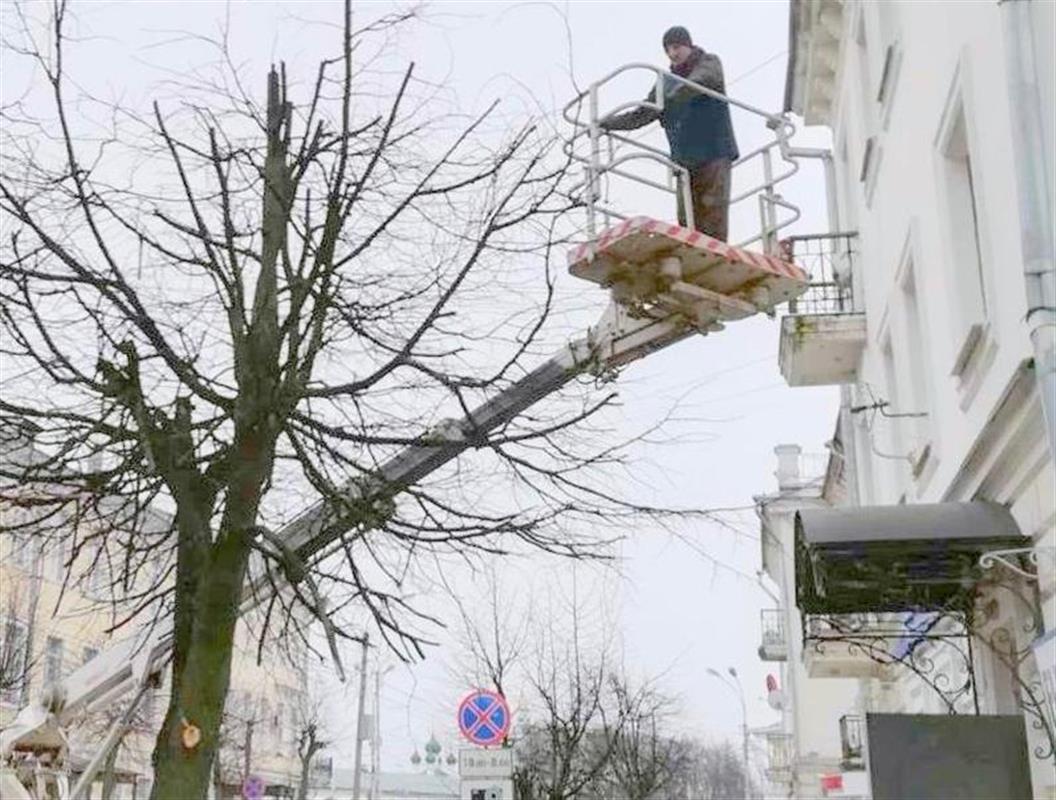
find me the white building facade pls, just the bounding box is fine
[759,1,1056,798]
[757,446,867,800]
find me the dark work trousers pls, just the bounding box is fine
[677,158,732,241]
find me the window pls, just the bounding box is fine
[876,0,898,47]
[44,636,64,687]
[881,340,901,443]
[141,686,158,726]
[874,3,901,127]
[836,131,856,233]
[88,543,110,596]
[937,98,989,374]
[267,685,302,748]
[260,697,275,746]
[855,11,876,136]
[226,689,248,720]
[880,338,909,495]
[853,413,876,506]
[898,255,933,451]
[0,618,29,704]
[10,532,36,571]
[853,7,885,204]
[49,537,66,582]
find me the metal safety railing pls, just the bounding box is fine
[764,731,794,778]
[839,714,865,770]
[760,608,787,649]
[562,63,805,256]
[782,232,858,314]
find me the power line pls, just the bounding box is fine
[728,50,788,88]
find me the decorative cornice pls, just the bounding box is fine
[784,0,846,127]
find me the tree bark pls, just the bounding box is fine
[149,525,254,798]
[244,718,254,785]
[296,723,323,800]
[149,65,287,800]
[297,756,311,800]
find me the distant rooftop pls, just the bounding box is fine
[321,768,459,799]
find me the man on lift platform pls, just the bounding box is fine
[600,26,739,242]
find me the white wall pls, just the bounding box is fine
[821,2,1055,797]
[760,490,860,799]
[830,0,1045,506]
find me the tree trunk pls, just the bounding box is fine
[213,754,224,800]
[244,718,254,784]
[297,756,311,800]
[149,66,286,800]
[18,542,45,706]
[149,525,254,799]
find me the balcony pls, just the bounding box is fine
[764,732,794,783]
[802,615,893,680]
[778,233,865,386]
[758,609,787,661]
[839,715,865,771]
[795,502,1029,616]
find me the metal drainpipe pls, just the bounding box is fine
[784,143,862,506]
[783,143,840,241]
[1001,0,1056,464]
[777,142,862,799]
[775,509,802,800]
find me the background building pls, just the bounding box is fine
[0,420,313,798]
[756,0,1056,797]
[756,445,867,799]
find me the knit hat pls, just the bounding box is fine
[662,26,692,49]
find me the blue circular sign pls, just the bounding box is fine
[242,776,264,800]
[457,689,511,746]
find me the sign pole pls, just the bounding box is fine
[456,689,514,800]
[351,633,370,800]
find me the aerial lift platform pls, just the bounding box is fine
[1,62,810,800]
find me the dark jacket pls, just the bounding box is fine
[602,48,739,167]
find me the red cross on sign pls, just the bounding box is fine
[457,689,511,746]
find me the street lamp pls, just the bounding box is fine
[707,666,752,799]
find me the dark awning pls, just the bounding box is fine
[795,501,1029,614]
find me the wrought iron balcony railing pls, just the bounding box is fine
[782,232,857,315]
[759,609,787,661]
[840,714,865,770]
[765,732,794,780]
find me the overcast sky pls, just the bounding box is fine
[1,0,838,774]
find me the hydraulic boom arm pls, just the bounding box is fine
[0,304,692,800]
[1,215,807,799]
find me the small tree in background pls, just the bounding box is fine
[599,676,694,800]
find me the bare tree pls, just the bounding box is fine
[450,571,616,800]
[0,435,47,708]
[294,719,327,800]
[0,0,678,796]
[598,677,693,800]
[447,566,532,702]
[500,577,620,800]
[512,672,700,800]
[77,684,163,800]
[0,591,30,704]
[293,660,331,800]
[454,580,748,800]
[667,739,756,800]
[213,690,264,798]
